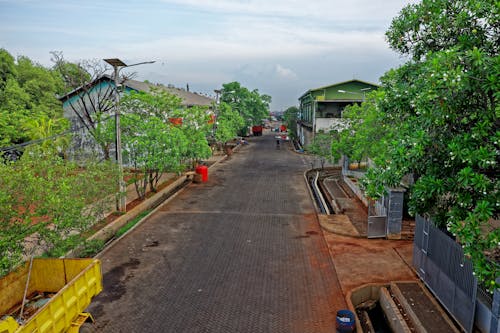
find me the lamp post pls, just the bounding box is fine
[103,58,155,212]
[212,89,221,140]
[338,87,371,101]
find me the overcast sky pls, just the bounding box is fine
[0,0,416,111]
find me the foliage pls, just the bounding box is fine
[0,152,118,276]
[0,49,65,148]
[330,90,393,165]
[283,106,299,139]
[120,92,183,199]
[115,209,152,238]
[22,115,71,156]
[214,102,244,144]
[52,52,116,160]
[120,89,214,199]
[220,81,271,134]
[306,132,334,169]
[76,239,106,258]
[175,104,212,166]
[353,0,499,287]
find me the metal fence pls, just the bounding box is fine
[413,215,477,332]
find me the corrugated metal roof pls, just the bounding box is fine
[298,79,379,100]
[59,75,214,107]
[124,79,214,107]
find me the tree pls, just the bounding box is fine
[359,0,498,287]
[330,91,393,170]
[173,103,213,166]
[22,115,70,156]
[0,50,66,149]
[0,49,16,91]
[306,132,334,169]
[119,89,215,199]
[52,52,116,160]
[283,106,299,139]
[214,102,244,145]
[121,112,187,199]
[220,82,271,134]
[0,152,118,276]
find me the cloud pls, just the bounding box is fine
[0,0,417,110]
[275,64,297,80]
[160,0,418,23]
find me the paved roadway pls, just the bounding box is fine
[89,133,346,332]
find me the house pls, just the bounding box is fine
[58,74,214,160]
[297,79,379,147]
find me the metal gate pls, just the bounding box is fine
[367,216,386,238]
[367,198,386,238]
[413,216,477,332]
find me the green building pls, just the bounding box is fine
[297,79,378,146]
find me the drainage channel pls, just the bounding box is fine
[308,171,333,214]
[357,302,393,333]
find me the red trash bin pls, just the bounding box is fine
[195,165,208,182]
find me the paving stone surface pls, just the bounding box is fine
[89,133,346,332]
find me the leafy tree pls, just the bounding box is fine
[22,115,70,156]
[177,105,212,167]
[0,153,118,276]
[220,82,271,134]
[306,132,334,169]
[120,90,210,199]
[330,90,393,168]
[121,112,187,199]
[357,0,499,287]
[52,52,116,160]
[0,49,16,90]
[0,50,66,148]
[283,106,299,139]
[214,102,244,144]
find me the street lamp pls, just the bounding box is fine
[103,58,155,212]
[338,88,371,101]
[212,89,221,140]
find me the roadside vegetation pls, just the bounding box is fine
[326,0,499,288]
[0,48,270,276]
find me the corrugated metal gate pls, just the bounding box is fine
[367,197,386,238]
[413,215,477,332]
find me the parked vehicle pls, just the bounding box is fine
[0,258,102,333]
[251,125,263,136]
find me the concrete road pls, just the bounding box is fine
[89,133,346,332]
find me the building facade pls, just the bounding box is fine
[297,79,379,147]
[59,75,214,160]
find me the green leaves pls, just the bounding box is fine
[120,88,214,198]
[350,0,500,286]
[214,102,244,144]
[220,81,271,131]
[0,49,65,148]
[0,153,118,276]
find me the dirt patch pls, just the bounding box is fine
[323,233,417,294]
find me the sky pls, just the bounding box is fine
[0,0,417,111]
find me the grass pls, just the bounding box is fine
[115,209,152,238]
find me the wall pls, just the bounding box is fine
[315,118,349,133]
